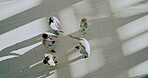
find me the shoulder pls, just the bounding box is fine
[44,54,48,57]
[52,16,57,19]
[80,38,85,40]
[42,40,47,44]
[85,22,88,26]
[86,22,88,25]
[81,38,88,42]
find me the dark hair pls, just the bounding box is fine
[43,56,49,64]
[42,34,48,39]
[81,18,87,22]
[49,17,54,23]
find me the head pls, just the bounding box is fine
[81,18,87,23]
[79,40,85,46]
[43,56,49,64]
[42,34,48,39]
[49,17,54,23]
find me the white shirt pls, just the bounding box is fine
[44,54,56,66]
[49,16,60,31]
[44,32,56,36]
[79,38,91,56]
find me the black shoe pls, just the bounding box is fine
[84,56,88,58]
[53,56,56,59]
[52,41,55,44]
[75,46,79,49]
[51,50,56,53]
[49,38,52,40]
[54,61,58,63]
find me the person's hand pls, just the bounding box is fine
[68,34,72,38]
[52,47,56,49]
[60,30,64,33]
[54,35,58,38]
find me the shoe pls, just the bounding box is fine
[51,50,56,53]
[75,46,79,49]
[52,41,55,44]
[54,61,58,63]
[53,56,56,59]
[84,56,88,58]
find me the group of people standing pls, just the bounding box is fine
[42,16,90,66]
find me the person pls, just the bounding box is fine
[44,32,58,38]
[43,53,57,66]
[49,16,63,35]
[42,32,57,53]
[80,18,88,37]
[68,34,91,58]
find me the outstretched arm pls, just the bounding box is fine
[68,35,82,40]
[44,32,57,38]
[43,44,55,50]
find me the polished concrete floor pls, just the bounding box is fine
[0,0,148,78]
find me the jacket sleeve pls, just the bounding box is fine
[71,36,83,40]
[54,17,60,25]
[44,32,56,36]
[50,23,59,31]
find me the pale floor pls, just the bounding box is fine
[0,0,148,78]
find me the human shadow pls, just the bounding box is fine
[129,73,148,78]
[0,0,82,34]
[130,0,148,7]
[80,47,148,78]
[0,34,41,56]
[23,48,85,77]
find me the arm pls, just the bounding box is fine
[45,32,56,36]
[68,35,82,40]
[44,54,48,58]
[54,17,62,32]
[50,23,60,31]
[85,23,88,29]
[54,17,60,25]
[47,63,50,66]
[44,32,57,38]
[79,42,85,49]
[43,44,55,50]
[44,53,52,57]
